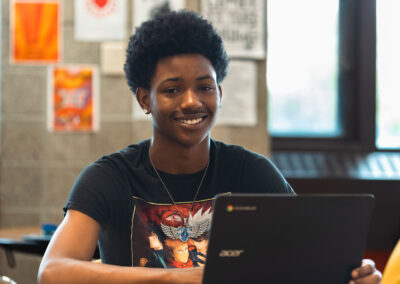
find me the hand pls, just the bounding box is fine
[349,259,382,284]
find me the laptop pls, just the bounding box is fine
[202,194,374,284]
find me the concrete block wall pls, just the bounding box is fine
[0,1,269,283]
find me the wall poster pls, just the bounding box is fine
[47,65,99,132]
[10,0,61,64]
[217,60,257,126]
[75,0,127,41]
[201,0,265,59]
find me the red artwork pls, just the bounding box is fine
[11,0,61,64]
[48,66,98,132]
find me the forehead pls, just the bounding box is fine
[151,54,217,84]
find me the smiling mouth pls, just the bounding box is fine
[176,116,206,125]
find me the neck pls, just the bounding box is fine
[149,136,210,174]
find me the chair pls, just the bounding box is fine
[382,239,400,284]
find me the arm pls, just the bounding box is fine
[38,209,203,284]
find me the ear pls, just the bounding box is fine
[136,87,151,114]
[217,85,223,108]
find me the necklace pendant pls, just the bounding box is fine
[177,226,192,242]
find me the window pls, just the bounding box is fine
[267,0,398,151]
[267,0,340,138]
[376,0,400,149]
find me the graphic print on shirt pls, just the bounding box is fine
[131,197,214,268]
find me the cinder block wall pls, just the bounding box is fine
[0,1,269,283]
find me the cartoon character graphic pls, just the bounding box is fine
[139,230,166,268]
[163,238,192,268]
[131,197,215,268]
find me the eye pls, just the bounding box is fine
[165,88,178,94]
[199,85,214,92]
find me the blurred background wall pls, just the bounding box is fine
[0,1,269,282]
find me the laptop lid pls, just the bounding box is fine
[202,194,374,284]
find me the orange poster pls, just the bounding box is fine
[48,66,99,132]
[11,0,61,64]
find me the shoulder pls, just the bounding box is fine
[211,139,294,194]
[65,141,151,224]
[95,139,150,168]
[212,139,271,165]
[212,139,251,159]
[74,139,150,186]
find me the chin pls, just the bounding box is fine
[175,134,210,149]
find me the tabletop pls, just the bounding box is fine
[0,225,100,268]
[0,226,41,240]
[0,226,47,268]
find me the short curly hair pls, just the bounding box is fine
[124,10,228,94]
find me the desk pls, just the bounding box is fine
[0,226,41,239]
[0,226,47,268]
[0,226,100,268]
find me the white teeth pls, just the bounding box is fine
[178,117,204,125]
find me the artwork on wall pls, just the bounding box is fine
[75,0,127,41]
[133,0,185,29]
[10,0,61,64]
[201,0,265,59]
[217,60,258,126]
[47,65,99,132]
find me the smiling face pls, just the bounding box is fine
[137,54,222,148]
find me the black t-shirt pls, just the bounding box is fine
[64,139,294,267]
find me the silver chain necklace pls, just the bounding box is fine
[149,156,209,215]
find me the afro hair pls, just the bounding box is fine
[124,10,228,94]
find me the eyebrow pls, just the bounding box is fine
[162,77,180,83]
[196,75,215,81]
[161,75,215,84]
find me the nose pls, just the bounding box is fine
[180,89,202,110]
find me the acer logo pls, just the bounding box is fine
[219,249,244,257]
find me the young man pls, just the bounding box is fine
[38,11,382,284]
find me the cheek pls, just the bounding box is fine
[207,95,221,111]
[151,97,170,115]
